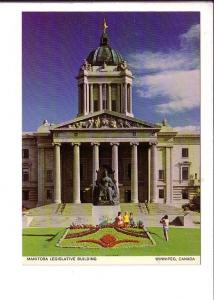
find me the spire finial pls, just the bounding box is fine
[103,18,108,33]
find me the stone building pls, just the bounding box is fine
[22,25,200,209]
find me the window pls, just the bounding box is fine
[79,84,84,113]
[195,173,198,179]
[182,148,189,158]
[182,166,189,181]
[93,85,99,112]
[159,189,164,199]
[46,170,53,182]
[182,190,189,200]
[159,170,164,180]
[102,84,107,109]
[22,168,29,182]
[112,100,116,111]
[46,189,53,200]
[22,190,29,201]
[111,84,117,112]
[22,149,29,159]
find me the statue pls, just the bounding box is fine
[118,119,124,128]
[101,116,109,127]
[95,117,101,128]
[93,168,119,206]
[110,119,117,128]
[80,59,92,71]
[87,118,94,128]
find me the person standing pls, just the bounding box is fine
[160,215,169,241]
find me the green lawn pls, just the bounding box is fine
[22,227,200,256]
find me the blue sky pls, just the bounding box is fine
[22,12,200,132]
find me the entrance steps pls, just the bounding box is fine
[23,202,187,228]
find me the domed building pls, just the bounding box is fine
[22,21,200,211]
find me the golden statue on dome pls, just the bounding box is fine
[103,18,108,33]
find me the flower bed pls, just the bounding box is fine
[57,225,153,249]
[78,233,139,248]
[65,227,99,239]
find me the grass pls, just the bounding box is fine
[22,226,200,256]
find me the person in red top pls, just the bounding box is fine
[160,215,169,241]
[114,212,124,227]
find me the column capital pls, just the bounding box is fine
[130,142,139,146]
[91,142,100,146]
[71,142,81,147]
[110,142,120,146]
[52,142,61,147]
[149,141,158,146]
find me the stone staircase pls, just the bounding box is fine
[23,202,189,228]
[145,203,183,215]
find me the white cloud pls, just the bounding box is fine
[173,125,200,133]
[135,69,200,113]
[129,50,198,72]
[128,24,200,114]
[180,24,200,50]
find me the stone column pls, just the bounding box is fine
[83,83,87,115]
[90,84,94,113]
[37,147,45,206]
[99,84,103,111]
[166,147,172,204]
[91,142,100,186]
[130,85,133,114]
[150,142,157,203]
[54,143,61,203]
[117,84,121,113]
[78,85,81,114]
[111,143,119,190]
[108,84,112,110]
[124,83,128,114]
[72,143,81,204]
[86,84,89,114]
[147,146,151,203]
[130,142,139,203]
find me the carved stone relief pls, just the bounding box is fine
[66,114,145,129]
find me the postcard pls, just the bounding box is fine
[22,10,202,265]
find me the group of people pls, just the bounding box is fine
[114,212,170,242]
[114,211,137,228]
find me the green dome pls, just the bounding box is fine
[87,32,124,66]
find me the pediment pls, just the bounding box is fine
[52,111,160,130]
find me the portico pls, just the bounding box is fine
[52,116,159,204]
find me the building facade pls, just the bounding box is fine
[22,26,200,209]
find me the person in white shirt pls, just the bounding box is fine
[160,215,169,241]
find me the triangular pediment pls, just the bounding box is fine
[52,111,161,130]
